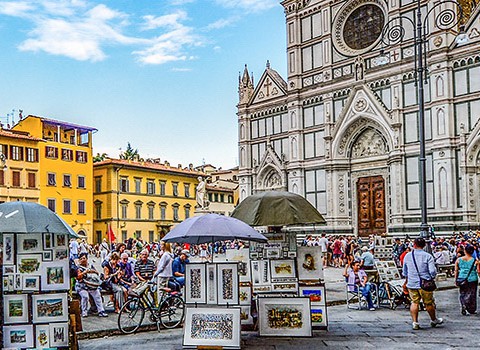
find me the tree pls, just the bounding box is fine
[119,142,141,161]
[93,153,108,163]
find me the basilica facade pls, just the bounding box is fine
[237,0,480,237]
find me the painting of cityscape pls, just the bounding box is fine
[32,293,68,323]
[3,294,29,324]
[258,297,312,337]
[3,325,34,348]
[183,307,241,349]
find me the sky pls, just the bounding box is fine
[0,0,287,169]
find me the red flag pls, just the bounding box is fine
[107,224,116,242]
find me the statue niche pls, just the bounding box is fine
[350,128,388,159]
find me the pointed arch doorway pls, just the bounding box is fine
[357,175,386,237]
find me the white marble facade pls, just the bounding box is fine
[237,0,480,236]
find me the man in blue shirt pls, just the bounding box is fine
[403,237,443,330]
[172,249,190,287]
[360,246,375,269]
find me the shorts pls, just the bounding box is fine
[333,254,342,259]
[408,288,435,306]
[321,251,328,257]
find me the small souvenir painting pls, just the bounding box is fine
[3,265,16,274]
[270,259,296,279]
[3,233,15,264]
[43,250,53,261]
[297,246,324,281]
[32,293,68,323]
[3,274,14,292]
[239,285,252,305]
[4,294,29,324]
[41,260,69,291]
[17,254,42,274]
[23,275,41,291]
[217,263,239,305]
[299,286,326,305]
[35,324,50,348]
[3,325,34,348]
[43,232,53,249]
[54,248,68,260]
[240,306,254,325]
[17,234,43,253]
[206,264,217,304]
[55,234,67,248]
[49,322,69,347]
[185,264,207,304]
[14,273,22,290]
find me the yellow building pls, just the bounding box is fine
[12,115,97,240]
[93,158,203,244]
[206,167,239,216]
[0,128,42,203]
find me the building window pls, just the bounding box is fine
[147,180,155,195]
[78,175,85,189]
[10,146,23,161]
[96,230,102,244]
[148,205,155,220]
[228,195,233,203]
[454,64,480,96]
[47,173,56,186]
[121,204,128,219]
[45,146,58,159]
[61,149,73,161]
[304,131,325,159]
[135,230,141,239]
[160,204,167,220]
[78,200,86,214]
[405,155,434,210]
[135,178,142,193]
[63,174,71,187]
[333,97,347,122]
[135,203,142,219]
[76,151,87,163]
[373,86,392,110]
[63,199,71,214]
[403,77,431,107]
[404,110,432,143]
[172,182,179,196]
[302,42,323,71]
[159,181,166,195]
[172,205,179,221]
[454,99,480,134]
[184,205,191,219]
[305,169,327,215]
[184,183,190,198]
[120,177,129,192]
[12,171,21,187]
[26,148,38,162]
[0,171,4,186]
[95,202,102,219]
[1,144,7,159]
[303,104,325,128]
[95,177,102,193]
[28,172,36,188]
[47,199,56,212]
[122,230,127,242]
[220,194,225,203]
[214,193,219,202]
[149,230,154,243]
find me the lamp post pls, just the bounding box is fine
[378,0,465,253]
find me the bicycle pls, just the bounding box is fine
[118,280,185,334]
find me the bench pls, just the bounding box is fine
[437,264,455,277]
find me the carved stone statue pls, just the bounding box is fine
[196,176,207,209]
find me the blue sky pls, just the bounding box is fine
[0,0,286,169]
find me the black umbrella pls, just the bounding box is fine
[162,213,267,245]
[0,201,79,236]
[231,191,326,226]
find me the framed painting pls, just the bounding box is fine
[41,260,69,291]
[239,285,252,305]
[250,260,270,286]
[217,263,239,305]
[4,294,29,324]
[226,249,251,283]
[258,297,312,337]
[32,293,68,323]
[17,233,43,253]
[43,250,53,261]
[310,305,328,328]
[206,263,217,304]
[54,233,67,248]
[3,274,14,291]
[35,324,50,348]
[183,307,241,349]
[3,265,16,274]
[299,286,326,305]
[23,274,41,291]
[185,263,207,304]
[267,232,286,243]
[14,273,22,290]
[17,253,42,274]
[3,325,34,348]
[272,282,298,293]
[264,247,282,259]
[270,259,296,279]
[43,232,54,250]
[297,246,324,281]
[253,285,271,293]
[3,233,15,264]
[53,247,68,260]
[49,322,69,347]
[240,305,254,325]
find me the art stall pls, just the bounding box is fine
[1,202,77,350]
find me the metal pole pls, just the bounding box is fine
[416,0,431,253]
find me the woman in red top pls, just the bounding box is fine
[332,238,343,268]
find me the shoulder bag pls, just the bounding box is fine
[455,259,476,287]
[412,250,437,292]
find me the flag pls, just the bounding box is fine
[107,224,116,242]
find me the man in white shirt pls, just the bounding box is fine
[318,233,329,267]
[69,238,79,262]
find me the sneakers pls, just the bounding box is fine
[430,318,444,327]
[369,307,376,311]
[412,322,420,330]
[81,313,88,318]
[98,311,108,317]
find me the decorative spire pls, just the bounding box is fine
[266,60,270,69]
[238,64,255,105]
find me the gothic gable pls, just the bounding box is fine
[251,66,287,105]
[456,2,480,47]
[331,85,395,159]
[254,144,287,191]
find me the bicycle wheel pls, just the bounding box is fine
[118,298,145,334]
[159,295,185,329]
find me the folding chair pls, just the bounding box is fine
[346,283,379,310]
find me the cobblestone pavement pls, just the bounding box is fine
[79,288,479,349]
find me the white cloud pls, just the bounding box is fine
[215,0,278,12]
[206,17,237,30]
[171,67,192,72]
[142,10,188,30]
[0,1,34,17]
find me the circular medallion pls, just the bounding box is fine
[333,0,386,57]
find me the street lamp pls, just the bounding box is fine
[377,0,465,253]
